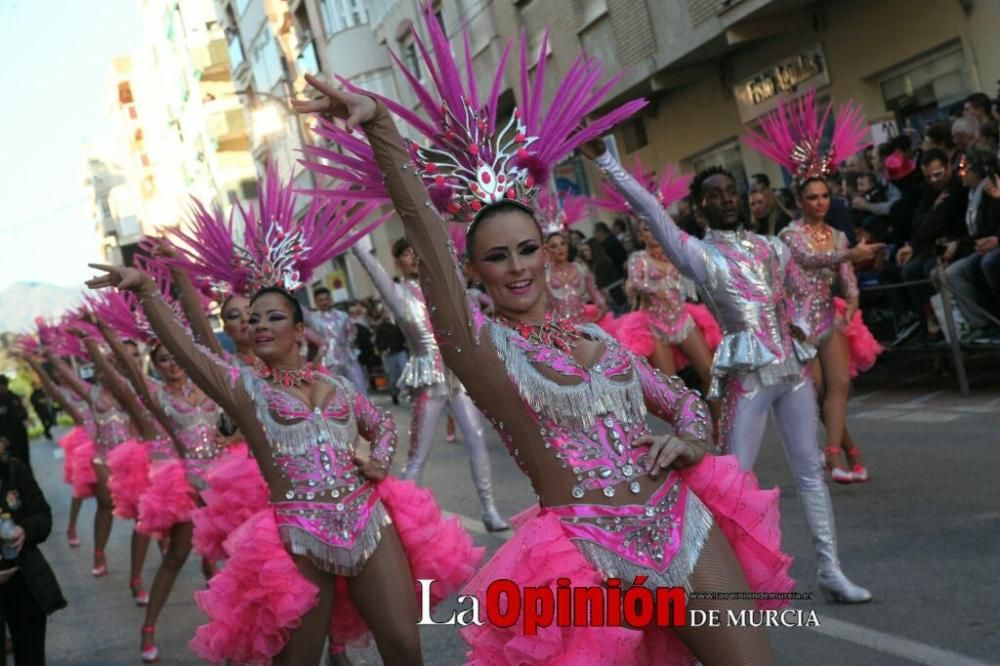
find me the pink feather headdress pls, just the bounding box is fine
[85,290,155,346]
[301,4,646,226]
[535,190,590,236]
[742,90,867,183]
[159,164,386,299]
[594,158,692,214]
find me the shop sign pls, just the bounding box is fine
[734,44,830,123]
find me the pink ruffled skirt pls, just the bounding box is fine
[136,459,198,537]
[57,426,91,486]
[191,445,270,563]
[834,298,883,377]
[69,438,98,500]
[460,455,794,665]
[189,476,483,664]
[604,304,722,370]
[106,440,151,520]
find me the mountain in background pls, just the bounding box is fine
[0,282,84,333]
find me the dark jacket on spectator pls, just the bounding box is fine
[910,175,969,254]
[0,453,66,614]
[0,392,30,467]
[825,196,857,246]
[374,320,407,356]
[600,234,628,279]
[956,188,1000,259]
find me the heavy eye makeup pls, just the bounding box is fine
[482,240,541,263]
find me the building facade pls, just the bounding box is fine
[91,0,257,266]
[186,0,1000,298]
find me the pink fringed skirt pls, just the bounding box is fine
[58,426,91,487]
[460,455,794,665]
[136,459,198,537]
[106,439,151,520]
[189,476,484,664]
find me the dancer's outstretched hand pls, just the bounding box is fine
[86,263,154,294]
[292,73,376,132]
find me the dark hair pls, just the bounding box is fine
[593,221,611,235]
[0,376,8,385]
[690,166,735,204]
[876,141,895,159]
[313,286,331,298]
[149,342,166,360]
[391,237,412,258]
[250,286,305,324]
[980,120,999,145]
[965,148,999,179]
[965,92,992,115]
[795,176,830,197]
[612,219,628,233]
[544,229,567,243]
[924,121,955,150]
[919,147,949,169]
[465,201,541,255]
[751,173,771,188]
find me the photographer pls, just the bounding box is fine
[0,435,66,664]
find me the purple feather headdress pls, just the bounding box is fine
[159,164,386,298]
[301,3,646,226]
[535,190,591,236]
[742,90,867,184]
[594,158,692,215]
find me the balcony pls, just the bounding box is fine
[192,38,234,82]
[206,108,251,151]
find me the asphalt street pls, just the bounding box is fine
[20,354,999,665]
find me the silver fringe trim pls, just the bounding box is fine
[488,322,647,430]
[241,368,358,457]
[573,491,714,594]
[277,502,392,577]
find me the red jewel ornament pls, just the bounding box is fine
[495,312,582,353]
[253,359,316,388]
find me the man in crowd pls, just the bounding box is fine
[748,173,791,235]
[372,305,408,405]
[0,377,30,470]
[883,148,969,337]
[963,92,994,125]
[29,385,55,441]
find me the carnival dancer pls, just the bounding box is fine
[595,160,718,396]
[744,91,883,483]
[295,9,793,663]
[45,318,162,605]
[585,135,875,602]
[21,334,96,548]
[87,170,482,666]
[87,289,226,663]
[536,191,609,324]
[304,286,369,394]
[349,241,510,532]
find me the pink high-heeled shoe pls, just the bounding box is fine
[845,446,869,483]
[67,527,80,548]
[140,626,159,663]
[91,550,108,577]
[131,577,150,606]
[824,448,853,485]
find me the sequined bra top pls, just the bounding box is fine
[486,320,709,501]
[64,390,96,438]
[546,262,589,320]
[158,383,223,462]
[240,368,397,505]
[89,385,137,451]
[627,251,688,316]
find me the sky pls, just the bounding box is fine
[0,0,143,291]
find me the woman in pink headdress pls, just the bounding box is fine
[744,91,884,485]
[296,8,792,663]
[87,170,482,666]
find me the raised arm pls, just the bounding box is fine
[81,337,159,440]
[350,246,406,323]
[43,351,92,405]
[25,357,84,424]
[86,265,245,418]
[359,101,504,379]
[591,150,711,284]
[170,265,223,355]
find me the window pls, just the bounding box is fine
[620,116,648,153]
[235,0,252,16]
[249,29,284,92]
[400,39,420,78]
[297,40,321,76]
[320,0,368,35]
[239,179,258,200]
[879,46,970,116]
[227,29,245,69]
